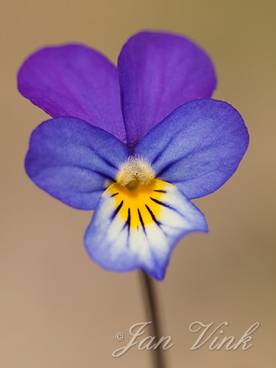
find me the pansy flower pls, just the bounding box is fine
[18,31,249,280]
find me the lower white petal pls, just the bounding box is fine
[84,179,208,280]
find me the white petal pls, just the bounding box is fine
[84,179,208,280]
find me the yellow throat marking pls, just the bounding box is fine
[106,157,170,229]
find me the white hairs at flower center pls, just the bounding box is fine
[116,156,155,190]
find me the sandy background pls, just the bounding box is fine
[0,0,275,367]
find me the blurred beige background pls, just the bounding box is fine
[1,0,275,367]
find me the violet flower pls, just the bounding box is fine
[18,31,249,280]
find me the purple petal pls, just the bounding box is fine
[118,31,217,145]
[18,44,126,141]
[25,117,128,210]
[135,99,249,199]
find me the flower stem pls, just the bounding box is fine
[140,271,167,368]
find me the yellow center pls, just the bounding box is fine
[107,157,169,229]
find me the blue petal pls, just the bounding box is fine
[84,180,207,280]
[25,117,128,210]
[135,99,249,199]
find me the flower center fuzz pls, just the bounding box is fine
[116,157,155,190]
